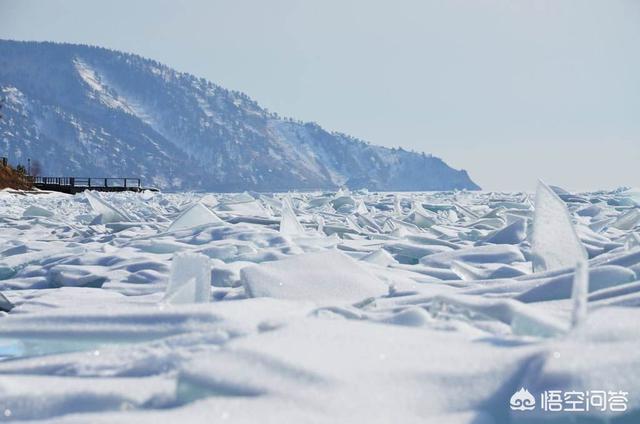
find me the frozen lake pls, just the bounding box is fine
[0,187,638,423]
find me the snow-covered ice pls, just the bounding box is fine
[241,250,387,303]
[0,188,639,423]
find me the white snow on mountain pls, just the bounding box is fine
[0,40,479,192]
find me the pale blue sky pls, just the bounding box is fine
[1,0,639,191]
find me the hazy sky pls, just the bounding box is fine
[1,0,639,191]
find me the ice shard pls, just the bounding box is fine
[164,252,211,304]
[589,217,615,233]
[217,195,270,217]
[626,233,640,250]
[241,250,387,303]
[199,194,219,207]
[346,215,365,233]
[453,202,479,220]
[612,209,640,231]
[483,219,527,245]
[549,185,570,195]
[355,199,369,215]
[360,249,398,267]
[393,195,403,215]
[357,213,382,233]
[314,214,325,234]
[279,197,305,235]
[0,291,13,312]
[404,201,437,228]
[622,188,640,206]
[22,205,55,218]
[167,202,223,232]
[531,181,588,272]
[85,191,130,223]
[228,192,255,203]
[450,260,525,280]
[571,260,589,328]
[420,244,526,269]
[331,195,356,210]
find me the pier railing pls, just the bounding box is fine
[28,176,145,193]
[32,177,141,188]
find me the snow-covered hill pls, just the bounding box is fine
[0,40,480,191]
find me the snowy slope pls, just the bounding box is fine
[0,40,480,191]
[0,187,639,422]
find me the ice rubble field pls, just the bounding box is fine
[0,186,639,423]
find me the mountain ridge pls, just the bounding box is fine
[0,39,480,192]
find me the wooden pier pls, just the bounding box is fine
[30,177,155,194]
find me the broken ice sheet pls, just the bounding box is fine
[360,249,399,267]
[216,193,270,217]
[241,250,387,303]
[420,244,525,269]
[393,195,403,215]
[612,208,640,231]
[482,218,527,245]
[22,205,55,218]
[450,260,526,280]
[531,180,588,272]
[3,187,640,422]
[0,291,13,312]
[571,259,589,328]
[626,233,640,250]
[404,200,437,228]
[622,187,640,206]
[167,202,223,232]
[355,199,368,215]
[515,265,635,303]
[331,194,356,210]
[85,191,131,223]
[164,252,211,304]
[279,197,305,235]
